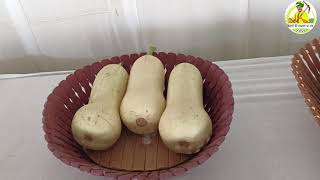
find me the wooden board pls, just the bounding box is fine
[86,128,190,171]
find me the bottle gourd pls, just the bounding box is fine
[159,63,212,154]
[71,64,128,150]
[120,48,166,134]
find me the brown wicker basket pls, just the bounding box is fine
[42,52,234,180]
[292,38,320,125]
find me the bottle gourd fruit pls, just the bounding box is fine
[71,64,128,150]
[120,48,166,134]
[159,63,212,154]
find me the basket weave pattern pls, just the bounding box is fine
[292,38,320,125]
[42,52,234,180]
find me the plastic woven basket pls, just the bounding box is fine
[292,38,320,125]
[42,52,234,180]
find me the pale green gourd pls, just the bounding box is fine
[159,63,212,154]
[71,64,128,150]
[120,47,166,134]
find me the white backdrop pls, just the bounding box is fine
[0,0,319,73]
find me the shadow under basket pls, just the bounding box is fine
[292,38,320,125]
[42,52,234,180]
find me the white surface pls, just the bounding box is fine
[1,0,320,73]
[1,56,320,180]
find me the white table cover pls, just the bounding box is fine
[1,56,320,180]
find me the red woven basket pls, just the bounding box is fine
[291,38,320,125]
[42,52,234,180]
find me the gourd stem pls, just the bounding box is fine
[148,46,156,55]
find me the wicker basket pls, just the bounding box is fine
[42,52,234,180]
[292,38,320,125]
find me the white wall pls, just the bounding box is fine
[0,0,319,73]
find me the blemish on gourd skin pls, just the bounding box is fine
[136,118,148,127]
[84,134,93,141]
[178,141,190,148]
[97,114,113,128]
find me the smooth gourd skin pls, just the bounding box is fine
[120,55,166,134]
[159,63,212,154]
[71,64,128,150]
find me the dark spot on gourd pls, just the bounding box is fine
[84,134,93,141]
[178,141,190,148]
[136,118,148,127]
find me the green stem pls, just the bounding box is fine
[148,46,156,55]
